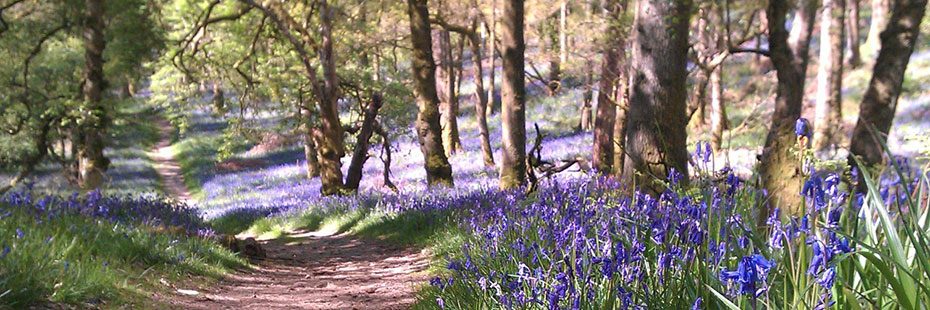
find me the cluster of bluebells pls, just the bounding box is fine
[1,188,212,236]
[429,169,770,308]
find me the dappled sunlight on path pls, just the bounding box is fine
[148,118,192,203]
[160,229,429,309]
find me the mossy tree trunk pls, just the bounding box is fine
[622,0,691,193]
[406,0,454,187]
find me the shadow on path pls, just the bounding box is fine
[159,229,429,309]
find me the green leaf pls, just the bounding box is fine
[705,284,740,310]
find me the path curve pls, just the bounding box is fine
[148,118,192,203]
[157,230,430,309]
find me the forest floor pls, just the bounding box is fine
[149,117,193,203]
[148,117,430,309]
[156,229,430,309]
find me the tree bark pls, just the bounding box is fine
[611,74,629,176]
[864,0,890,57]
[486,0,498,117]
[78,0,108,190]
[345,93,384,191]
[789,0,819,65]
[622,0,691,192]
[435,29,462,155]
[592,0,626,174]
[847,0,863,67]
[813,0,846,153]
[760,0,817,215]
[315,0,345,195]
[468,17,496,167]
[709,67,727,152]
[406,0,454,186]
[579,59,594,131]
[849,0,927,176]
[499,0,527,190]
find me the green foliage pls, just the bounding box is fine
[0,204,244,307]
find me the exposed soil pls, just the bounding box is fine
[148,118,192,203]
[154,230,430,310]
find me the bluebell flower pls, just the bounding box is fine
[0,246,9,259]
[15,228,24,239]
[795,118,811,138]
[691,297,702,310]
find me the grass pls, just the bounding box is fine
[0,203,245,307]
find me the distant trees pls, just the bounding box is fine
[499,0,527,190]
[1,0,161,193]
[813,0,846,153]
[406,0,454,187]
[849,0,928,175]
[622,0,691,191]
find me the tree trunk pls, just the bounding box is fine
[559,2,568,70]
[611,74,629,176]
[847,0,863,67]
[299,93,320,178]
[499,0,527,190]
[436,30,462,155]
[544,9,561,94]
[813,0,846,153]
[405,0,454,186]
[486,0,498,117]
[789,0,819,64]
[468,18,495,167]
[622,0,691,192]
[345,93,384,191]
[849,0,927,177]
[709,67,727,152]
[864,0,890,57]
[315,0,345,195]
[580,59,594,131]
[760,0,817,215]
[212,81,226,114]
[78,0,108,190]
[592,0,626,174]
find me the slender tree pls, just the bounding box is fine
[864,0,890,57]
[623,0,691,191]
[406,0,454,186]
[499,0,526,190]
[759,0,818,214]
[592,0,627,174]
[847,0,863,67]
[77,0,109,190]
[849,0,927,176]
[813,0,846,153]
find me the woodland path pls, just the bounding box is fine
[148,118,193,203]
[147,118,429,309]
[156,229,430,309]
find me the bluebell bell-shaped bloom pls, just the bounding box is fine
[795,118,811,138]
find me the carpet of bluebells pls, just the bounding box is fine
[420,140,930,309]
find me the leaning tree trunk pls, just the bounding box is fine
[788,0,818,64]
[847,0,863,67]
[849,0,927,178]
[298,93,320,178]
[592,0,626,174]
[813,0,846,153]
[406,0,454,186]
[345,93,384,191]
[864,0,890,57]
[760,0,817,216]
[78,0,109,190]
[499,0,527,190]
[468,18,496,167]
[622,0,691,192]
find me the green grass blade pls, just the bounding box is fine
[705,284,740,310]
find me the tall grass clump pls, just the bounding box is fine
[0,189,244,307]
[418,121,929,309]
